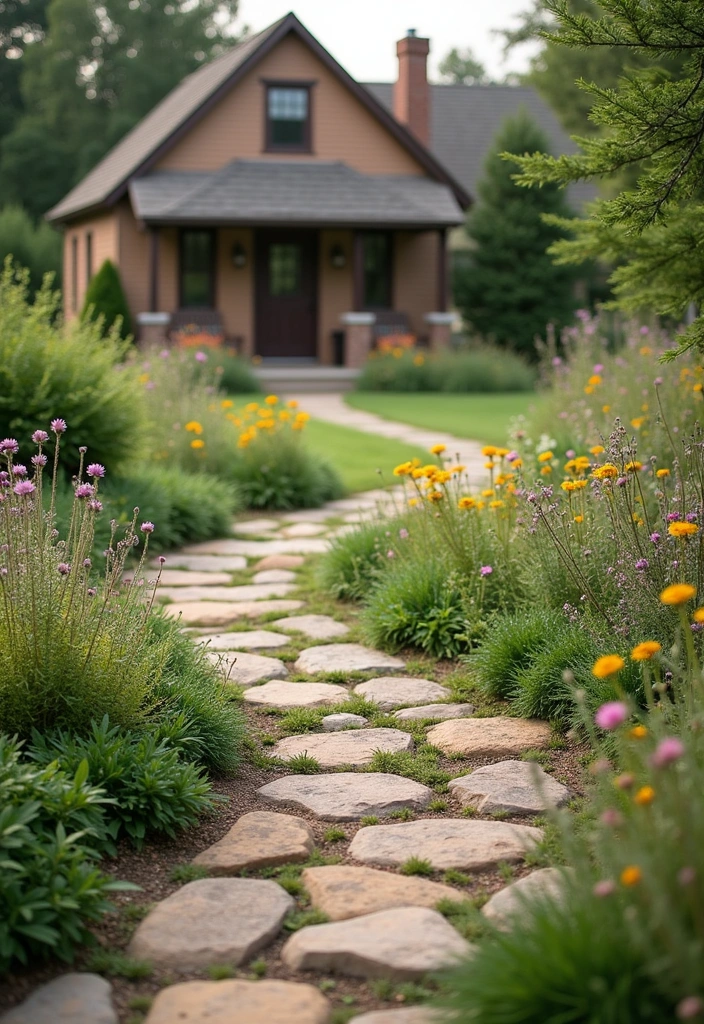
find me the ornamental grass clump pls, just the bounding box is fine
[0,422,167,736]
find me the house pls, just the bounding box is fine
[47,12,585,367]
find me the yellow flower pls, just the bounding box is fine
[481,489,494,498]
[265,395,278,405]
[669,521,699,538]
[656,468,670,478]
[496,448,510,458]
[413,354,425,367]
[584,385,594,395]
[221,399,234,409]
[588,374,602,386]
[245,402,259,413]
[629,724,648,739]
[694,607,704,623]
[695,383,704,393]
[660,583,697,605]
[185,420,203,434]
[458,497,476,510]
[590,445,605,455]
[592,654,625,679]
[434,470,452,484]
[138,372,150,384]
[631,641,661,661]
[593,463,618,480]
[561,480,577,492]
[602,405,611,414]
[408,497,419,507]
[430,444,446,455]
[393,462,413,477]
[237,435,251,448]
[426,490,444,503]
[640,345,652,356]
[634,786,655,806]
[287,400,299,409]
[540,466,552,475]
[190,439,205,449]
[574,514,584,523]
[630,417,645,429]
[538,451,554,463]
[279,409,291,421]
[489,499,504,509]
[450,465,466,475]
[512,457,523,468]
[620,865,642,887]
[624,461,642,473]
[482,445,499,457]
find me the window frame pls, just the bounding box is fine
[85,231,93,285]
[178,228,216,309]
[361,230,393,310]
[263,80,314,154]
[71,235,78,312]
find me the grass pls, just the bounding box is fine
[303,417,427,492]
[345,392,536,445]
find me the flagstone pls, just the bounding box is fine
[294,644,405,676]
[207,651,288,686]
[157,583,295,602]
[280,522,328,537]
[181,538,328,556]
[257,773,433,821]
[272,614,350,640]
[135,569,233,587]
[192,811,314,874]
[255,554,306,570]
[197,630,291,651]
[302,865,466,921]
[243,681,348,708]
[233,518,281,534]
[321,713,368,731]
[394,703,475,721]
[282,508,337,523]
[427,718,552,757]
[353,677,451,710]
[350,1010,440,1023]
[272,728,413,768]
[143,980,331,1024]
[348,819,543,871]
[253,569,297,584]
[152,554,247,572]
[162,599,303,626]
[281,906,471,980]
[128,878,293,969]
[448,760,570,815]
[481,867,569,930]
[0,974,117,1024]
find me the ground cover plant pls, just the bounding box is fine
[356,341,535,393]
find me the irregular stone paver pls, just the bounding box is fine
[353,677,450,710]
[349,819,543,871]
[253,569,297,584]
[255,554,306,570]
[273,729,413,767]
[233,518,281,534]
[207,651,288,686]
[350,1009,441,1023]
[481,867,569,930]
[198,630,290,651]
[321,713,368,731]
[243,681,348,708]
[0,974,117,1024]
[163,600,302,626]
[152,554,247,572]
[427,718,552,757]
[257,773,433,821]
[128,878,293,969]
[294,644,405,676]
[181,538,328,556]
[272,614,350,641]
[157,583,295,603]
[394,702,475,721]
[140,569,233,587]
[281,906,471,980]
[448,760,570,815]
[303,865,466,921]
[280,522,327,537]
[143,979,330,1024]
[282,508,336,523]
[193,811,314,874]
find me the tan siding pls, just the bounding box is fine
[317,230,353,365]
[157,34,425,177]
[393,231,439,338]
[117,201,151,319]
[63,213,118,320]
[216,228,254,353]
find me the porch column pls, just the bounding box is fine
[352,231,365,310]
[149,227,159,312]
[436,227,448,312]
[424,311,454,351]
[341,311,375,368]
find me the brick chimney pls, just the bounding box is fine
[394,29,430,147]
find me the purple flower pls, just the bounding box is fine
[145,381,156,390]
[88,499,103,512]
[616,476,628,487]
[480,565,493,576]
[650,532,661,544]
[57,562,71,576]
[31,430,49,444]
[387,549,395,559]
[667,512,680,522]
[399,528,409,540]
[0,472,8,486]
[158,556,166,565]
[677,997,703,1020]
[12,465,27,477]
[679,866,696,886]
[654,377,663,386]
[686,511,698,522]
[159,349,170,359]
[83,558,92,568]
[86,463,105,478]
[0,438,19,454]
[13,480,35,496]
[593,363,604,373]
[50,419,67,433]
[87,587,97,597]
[140,521,155,533]
[552,356,562,366]
[32,454,47,467]
[566,449,576,459]
[595,701,628,731]
[593,879,616,898]
[640,325,650,336]
[600,808,622,827]
[635,558,649,570]
[79,446,87,454]
[651,737,684,767]
[75,483,94,499]
[194,351,208,363]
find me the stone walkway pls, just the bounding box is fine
[3,488,566,1024]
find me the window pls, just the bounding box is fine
[266,85,311,151]
[85,231,93,285]
[180,230,214,307]
[71,236,78,312]
[269,243,301,296]
[362,232,392,308]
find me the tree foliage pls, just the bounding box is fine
[438,47,488,85]
[454,109,579,359]
[511,0,704,359]
[0,205,61,293]
[82,259,132,339]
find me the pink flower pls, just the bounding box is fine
[13,480,35,496]
[600,808,623,827]
[506,450,519,462]
[31,430,49,444]
[50,419,67,433]
[159,349,170,359]
[32,454,47,467]
[57,562,71,576]
[651,737,684,767]
[387,549,395,558]
[83,558,91,568]
[88,499,103,512]
[552,356,562,366]
[158,556,166,565]
[399,528,409,540]
[75,483,94,499]
[677,997,703,1020]
[679,867,696,886]
[87,587,97,597]
[194,351,208,363]
[12,465,27,477]
[593,363,604,373]
[640,326,650,336]
[480,565,493,576]
[140,522,155,533]
[594,701,628,730]
[86,463,105,478]
[0,438,19,454]
[593,879,616,897]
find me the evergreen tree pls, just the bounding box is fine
[0,205,61,293]
[438,48,488,85]
[511,0,704,358]
[82,259,132,340]
[454,109,579,359]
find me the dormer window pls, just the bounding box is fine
[265,83,312,152]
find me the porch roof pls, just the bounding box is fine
[129,160,464,228]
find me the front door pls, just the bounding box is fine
[255,230,317,358]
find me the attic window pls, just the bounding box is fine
[266,84,311,152]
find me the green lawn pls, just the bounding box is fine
[345,392,536,445]
[304,418,428,494]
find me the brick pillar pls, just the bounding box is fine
[394,31,431,147]
[424,312,455,351]
[341,312,376,369]
[136,312,171,346]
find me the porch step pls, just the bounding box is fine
[254,366,360,394]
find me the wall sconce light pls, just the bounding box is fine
[330,244,346,269]
[231,242,247,268]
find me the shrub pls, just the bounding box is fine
[213,350,261,394]
[356,343,535,393]
[0,736,131,971]
[0,205,62,294]
[0,261,145,476]
[29,717,218,852]
[318,517,406,601]
[229,426,343,510]
[472,608,567,700]
[81,258,132,340]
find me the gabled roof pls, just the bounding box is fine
[364,82,597,209]
[129,160,464,227]
[47,13,470,223]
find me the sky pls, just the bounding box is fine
[236,0,540,83]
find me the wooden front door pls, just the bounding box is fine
[255,230,317,358]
